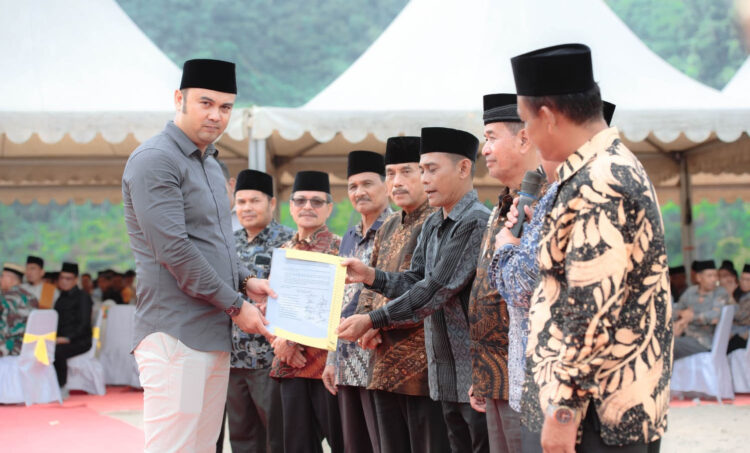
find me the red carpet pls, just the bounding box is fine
[1,386,748,452]
[0,386,144,453]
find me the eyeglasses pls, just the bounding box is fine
[290,197,328,209]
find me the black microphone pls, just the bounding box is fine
[510,170,544,238]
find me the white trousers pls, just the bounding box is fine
[134,332,230,453]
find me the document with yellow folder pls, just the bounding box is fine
[265,248,347,351]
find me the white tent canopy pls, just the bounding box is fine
[249,0,750,183]
[723,57,750,101]
[245,0,750,268]
[0,0,181,143]
[0,0,251,203]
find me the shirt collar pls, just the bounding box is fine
[293,224,330,245]
[556,127,620,183]
[445,189,480,222]
[355,207,392,238]
[164,121,218,159]
[401,199,431,225]
[239,220,279,244]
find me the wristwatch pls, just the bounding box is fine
[225,298,243,317]
[545,403,581,425]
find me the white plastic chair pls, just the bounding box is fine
[66,309,106,395]
[0,309,62,405]
[671,304,736,402]
[728,334,750,393]
[99,305,140,388]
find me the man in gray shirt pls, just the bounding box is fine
[122,59,273,453]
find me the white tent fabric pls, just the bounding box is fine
[288,0,748,144]
[0,0,182,143]
[248,0,750,205]
[0,0,249,203]
[723,57,750,101]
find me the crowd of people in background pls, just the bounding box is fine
[669,260,750,359]
[0,256,137,397]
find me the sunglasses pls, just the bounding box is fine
[290,197,328,209]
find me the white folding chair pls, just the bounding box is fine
[99,305,140,388]
[0,309,62,405]
[728,331,750,393]
[671,305,736,402]
[66,308,106,395]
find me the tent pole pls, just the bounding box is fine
[677,152,694,271]
[247,127,267,172]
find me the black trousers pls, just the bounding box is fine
[441,401,489,453]
[54,340,90,387]
[373,390,450,453]
[338,385,380,453]
[227,368,284,453]
[521,404,662,453]
[279,377,344,453]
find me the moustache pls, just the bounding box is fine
[391,189,409,196]
[355,196,372,203]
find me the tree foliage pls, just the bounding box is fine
[605,0,745,88]
[117,0,746,107]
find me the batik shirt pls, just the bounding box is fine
[269,225,341,380]
[673,285,729,350]
[736,291,750,326]
[490,181,558,412]
[0,285,38,356]
[368,190,490,402]
[522,128,673,446]
[357,201,436,396]
[327,208,391,387]
[468,188,513,401]
[231,220,294,369]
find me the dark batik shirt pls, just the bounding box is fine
[368,190,490,402]
[269,225,341,380]
[522,128,673,446]
[358,201,437,396]
[328,208,391,387]
[231,220,294,369]
[468,188,513,401]
[0,286,38,356]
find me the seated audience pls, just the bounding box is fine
[669,265,688,302]
[673,260,730,359]
[1,263,39,356]
[718,259,742,302]
[729,263,750,353]
[80,273,94,295]
[121,269,136,304]
[21,255,59,309]
[54,262,93,396]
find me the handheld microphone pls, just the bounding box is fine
[509,170,544,238]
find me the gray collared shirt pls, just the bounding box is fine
[123,121,249,352]
[368,190,490,402]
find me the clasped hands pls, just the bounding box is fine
[231,278,277,341]
[335,258,379,343]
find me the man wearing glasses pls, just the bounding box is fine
[228,169,294,453]
[270,171,345,453]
